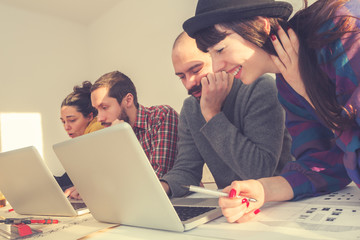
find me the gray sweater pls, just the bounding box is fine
[162,75,294,197]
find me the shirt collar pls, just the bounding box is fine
[134,104,146,130]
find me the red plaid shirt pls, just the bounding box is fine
[133,104,178,178]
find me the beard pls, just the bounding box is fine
[117,108,130,123]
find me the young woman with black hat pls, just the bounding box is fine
[183,0,360,223]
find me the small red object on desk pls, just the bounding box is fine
[12,223,33,237]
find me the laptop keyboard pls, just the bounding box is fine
[174,206,217,221]
[71,202,87,210]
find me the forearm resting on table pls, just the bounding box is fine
[258,176,294,202]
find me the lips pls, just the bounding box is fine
[192,90,201,98]
[188,84,202,98]
[229,65,242,79]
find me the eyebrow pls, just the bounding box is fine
[175,63,203,76]
[62,115,77,120]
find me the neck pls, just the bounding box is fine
[128,105,138,128]
[267,54,281,74]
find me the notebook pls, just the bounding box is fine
[0,146,88,216]
[53,122,222,232]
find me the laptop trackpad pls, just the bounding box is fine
[171,197,219,207]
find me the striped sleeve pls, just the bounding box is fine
[277,0,360,199]
[277,76,351,200]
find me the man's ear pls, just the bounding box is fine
[123,93,134,108]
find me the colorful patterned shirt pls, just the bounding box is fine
[133,104,178,178]
[277,0,360,200]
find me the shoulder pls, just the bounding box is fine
[180,96,201,115]
[144,104,179,122]
[252,74,277,90]
[239,74,277,99]
[182,96,198,107]
[84,118,104,134]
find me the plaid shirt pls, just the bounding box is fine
[133,104,178,178]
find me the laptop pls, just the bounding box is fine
[0,146,88,216]
[53,123,222,232]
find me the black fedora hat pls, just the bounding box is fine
[183,0,293,37]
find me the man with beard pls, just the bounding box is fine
[90,71,179,178]
[66,71,179,200]
[160,32,294,197]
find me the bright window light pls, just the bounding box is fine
[0,113,43,156]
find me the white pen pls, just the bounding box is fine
[183,185,257,202]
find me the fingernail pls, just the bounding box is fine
[270,34,276,41]
[229,188,236,198]
[254,209,261,215]
[241,198,249,207]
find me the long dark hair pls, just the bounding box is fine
[61,81,98,118]
[194,0,358,132]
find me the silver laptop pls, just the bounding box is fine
[53,123,222,232]
[0,146,88,216]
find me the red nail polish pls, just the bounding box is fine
[229,189,236,198]
[270,34,276,41]
[241,198,249,207]
[254,209,261,215]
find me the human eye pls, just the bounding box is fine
[216,47,224,54]
[177,74,185,80]
[192,67,201,74]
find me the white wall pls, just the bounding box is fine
[0,0,314,175]
[0,4,90,174]
[87,0,195,112]
[0,1,196,175]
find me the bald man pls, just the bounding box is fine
[161,32,293,197]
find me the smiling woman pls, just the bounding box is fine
[183,0,360,224]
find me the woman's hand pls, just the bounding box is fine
[219,177,294,223]
[270,26,314,108]
[219,180,265,223]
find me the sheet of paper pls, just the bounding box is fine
[184,185,360,240]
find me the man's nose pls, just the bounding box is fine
[97,112,105,122]
[186,75,199,90]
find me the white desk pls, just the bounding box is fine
[1,185,359,240]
